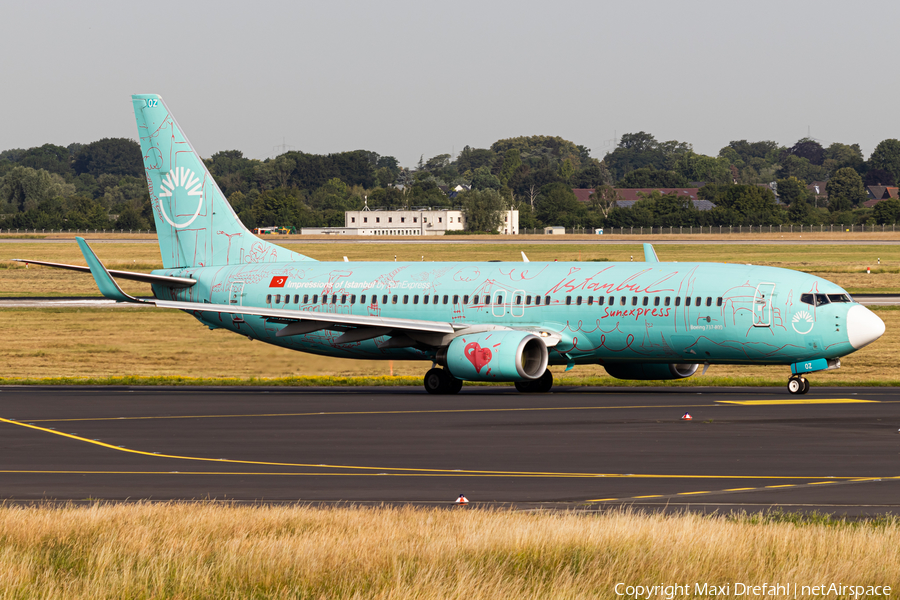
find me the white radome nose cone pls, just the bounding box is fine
[847,305,885,349]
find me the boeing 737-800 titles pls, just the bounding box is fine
[17,95,886,394]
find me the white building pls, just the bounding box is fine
[342,208,518,236]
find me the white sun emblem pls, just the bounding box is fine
[157,166,204,229]
[792,310,815,334]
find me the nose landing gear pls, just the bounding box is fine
[787,375,810,395]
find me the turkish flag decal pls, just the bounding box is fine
[269,276,288,288]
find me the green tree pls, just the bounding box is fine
[535,182,584,227]
[0,166,74,212]
[868,139,900,184]
[557,158,575,182]
[873,198,900,224]
[471,166,501,190]
[499,149,522,185]
[589,185,619,219]
[618,167,688,188]
[712,184,783,225]
[775,177,808,206]
[825,167,867,212]
[673,152,732,184]
[72,138,143,177]
[823,143,864,174]
[459,189,506,232]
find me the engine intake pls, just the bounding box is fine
[443,330,548,382]
[604,362,699,381]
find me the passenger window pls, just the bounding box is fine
[665,297,671,306]
[452,295,459,304]
[433,295,438,304]
[566,296,572,306]
[392,295,398,304]
[423,295,429,304]
[266,294,272,304]
[696,297,701,306]
[413,295,419,304]
[526,295,532,305]
[403,295,409,304]
[341,294,347,304]
[284,295,289,304]
[620,296,627,306]
[717,297,723,307]
[303,294,309,303]
[331,295,337,304]
[274,294,281,304]
[598,296,604,305]
[443,295,449,304]
[684,297,691,307]
[516,295,522,305]
[361,295,367,304]
[587,297,593,306]
[495,295,502,305]
[631,297,638,306]
[485,295,491,305]
[382,295,388,304]
[545,296,551,305]
[675,297,681,307]
[706,297,711,307]
[535,296,541,306]
[312,294,318,303]
[654,297,660,306]
[464,295,470,304]
[642,297,649,306]
[350,295,356,304]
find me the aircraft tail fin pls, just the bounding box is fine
[131,94,316,269]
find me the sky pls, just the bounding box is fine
[2,0,898,168]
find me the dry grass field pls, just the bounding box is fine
[0,503,895,599]
[0,306,896,384]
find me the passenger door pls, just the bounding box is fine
[752,282,775,327]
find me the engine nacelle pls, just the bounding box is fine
[604,362,699,381]
[443,330,548,382]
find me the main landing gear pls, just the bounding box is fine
[787,375,810,395]
[514,370,554,394]
[424,368,463,395]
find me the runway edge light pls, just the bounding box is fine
[681,413,692,421]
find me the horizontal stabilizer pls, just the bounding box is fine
[11,259,196,288]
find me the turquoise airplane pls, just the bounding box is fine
[17,95,886,395]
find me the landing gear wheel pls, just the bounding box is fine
[424,368,448,395]
[787,376,803,395]
[446,375,463,394]
[514,380,536,393]
[533,370,554,394]
[800,377,810,394]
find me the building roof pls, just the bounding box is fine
[864,187,899,208]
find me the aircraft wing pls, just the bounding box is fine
[72,237,460,338]
[11,259,196,288]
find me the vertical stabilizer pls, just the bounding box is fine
[131,94,315,268]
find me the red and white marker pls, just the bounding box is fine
[456,494,469,504]
[867,267,871,274]
[681,413,692,421]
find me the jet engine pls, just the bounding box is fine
[441,330,548,382]
[603,362,699,380]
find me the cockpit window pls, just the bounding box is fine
[827,294,852,303]
[815,294,830,305]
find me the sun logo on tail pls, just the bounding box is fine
[791,310,815,334]
[160,167,202,198]
[157,166,205,229]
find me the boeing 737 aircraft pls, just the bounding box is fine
[17,95,886,394]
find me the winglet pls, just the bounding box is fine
[643,243,659,263]
[75,237,143,303]
[521,251,530,263]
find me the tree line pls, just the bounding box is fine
[3,130,900,232]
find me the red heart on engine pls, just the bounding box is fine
[464,342,492,373]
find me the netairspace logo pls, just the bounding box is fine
[614,582,891,599]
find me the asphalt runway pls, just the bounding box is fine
[1,386,898,515]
